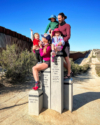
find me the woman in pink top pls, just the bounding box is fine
[32,34,51,90]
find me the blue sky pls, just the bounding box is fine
[0,0,100,51]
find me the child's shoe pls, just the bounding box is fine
[52,56,55,62]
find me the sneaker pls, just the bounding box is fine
[52,56,55,62]
[64,75,71,79]
[34,82,40,90]
[32,86,36,89]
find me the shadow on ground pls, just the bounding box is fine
[73,92,100,111]
[0,101,28,111]
[0,75,35,94]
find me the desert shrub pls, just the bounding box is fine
[95,64,100,77]
[92,56,96,58]
[64,59,90,76]
[0,44,36,83]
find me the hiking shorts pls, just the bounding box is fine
[43,60,50,67]
[62,42,70,57]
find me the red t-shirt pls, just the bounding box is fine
[33,39,40,46]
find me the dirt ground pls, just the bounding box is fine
[0,57,100,125]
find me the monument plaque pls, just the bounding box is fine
[28,89,43,116]
[51,52,64,113]
[41,68,51,109]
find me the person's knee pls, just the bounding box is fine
[32,66,36,72]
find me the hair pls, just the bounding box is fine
[43,45,49,54]
[54,31,61,36]
[33,33,40,39]
[43,40,51,54]
[58,12,67,19]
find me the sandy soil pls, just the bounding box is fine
[0,58,100,125]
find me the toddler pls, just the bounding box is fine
[44,15,59,37]
[30,29,43,63]
[51,28,65,62]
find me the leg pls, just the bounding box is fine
[51,44,56,62]
[32,63,48,82]
[39,55,43,62]
[62,45,72,78]
[50,30,53,38]
[51,44,55,51]
[35,50,40,62]
[64,56,71,76]
[64,61,68,70]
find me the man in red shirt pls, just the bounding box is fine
[58,12,72,79]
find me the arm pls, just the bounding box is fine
[30,30,34,41]
[52,37,55,45]
[59,37,65,46]
[63,24,71,42]
[39,46,51,57]
[44,22,50,33]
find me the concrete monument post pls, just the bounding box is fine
[28,89,43,116]
[51,52,64,113]
[41,68,51,109]
[64,78,73,112]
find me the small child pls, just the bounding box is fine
[51,28,65,62]
[30,29,43,63]
[44,15,59,37]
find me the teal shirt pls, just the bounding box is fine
[45,21,59,33]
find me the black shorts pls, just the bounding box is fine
[43,60,50,67]
[62,42,70,57]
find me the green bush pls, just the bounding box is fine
[95,64,100,77]
[64,59,90,76]
[92,56,96,58]
[0,44,36,83]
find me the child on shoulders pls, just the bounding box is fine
[44,15,59,37]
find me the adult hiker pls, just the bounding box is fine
[58,12,72,79]
[32,34,51,90]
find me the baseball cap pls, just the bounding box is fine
[41,34,51,41]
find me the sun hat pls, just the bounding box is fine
[48,15,57,20]
[41,34,51,42]
[52,28,61,36]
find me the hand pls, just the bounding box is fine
[33,45,37,50]
[30,28,33,31]
[55,46,61,51]
[49,29,51,33]
[39,42,42,48]
[52,51,56,56]
[57,42,62,46]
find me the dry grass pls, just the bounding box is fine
[95,64,100,77]
[95,50,100,77]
